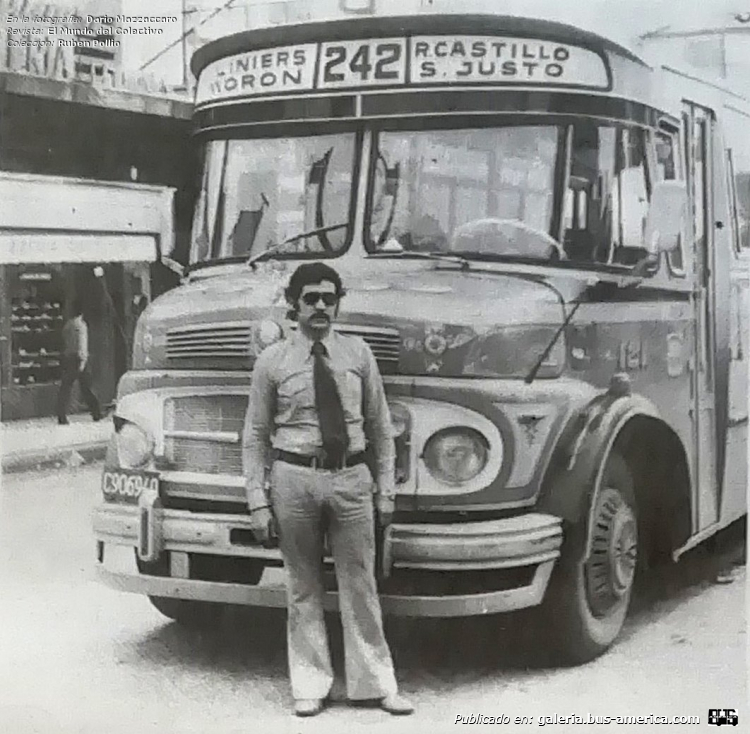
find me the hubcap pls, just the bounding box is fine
[585,486,638,618]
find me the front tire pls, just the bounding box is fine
[543,451,638,664]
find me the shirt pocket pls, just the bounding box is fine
[340,368,363,417]
[277,370,314,413]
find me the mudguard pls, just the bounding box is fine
[537,385,660,530]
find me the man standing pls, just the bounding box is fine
[57,299,102,425]
[242,262,413,718]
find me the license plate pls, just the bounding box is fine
[101,469,159,504]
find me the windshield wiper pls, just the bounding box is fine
[246,222,349,269]
[367,249,471,271]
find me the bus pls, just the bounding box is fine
[93,12,749,663]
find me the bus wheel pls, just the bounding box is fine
[546,451,638,664]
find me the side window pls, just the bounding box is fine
[563,122,616,264]
[615,127,651,258]
[735,171,750,249]
[655,131,678,181]
[726,149,741,252]
[655,129,685,272]
[563,124,652,268]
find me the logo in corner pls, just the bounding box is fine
[708,709,739,727]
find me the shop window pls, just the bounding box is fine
[10,268,64,387]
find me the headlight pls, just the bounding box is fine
[116,421,155,469]
[252,319,284,353]
[422,427,489,484]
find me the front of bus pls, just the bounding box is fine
[95,15,679,632]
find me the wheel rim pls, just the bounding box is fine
[585,486,638,618]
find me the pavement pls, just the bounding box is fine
[0,413,113,474]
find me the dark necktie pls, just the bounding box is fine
[311,341,349,462]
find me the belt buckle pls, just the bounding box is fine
[315,448,345,471]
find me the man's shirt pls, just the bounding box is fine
[61,315,88,363]
[242,329,396,510]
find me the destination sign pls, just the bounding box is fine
[196,34,609,106]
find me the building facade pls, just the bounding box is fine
[0,69,194,421]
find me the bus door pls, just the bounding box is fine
[684,102,720,531]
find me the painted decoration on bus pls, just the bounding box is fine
[195,34,609,105]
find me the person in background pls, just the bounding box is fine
[56,298,102,425]
[242,262,413,718]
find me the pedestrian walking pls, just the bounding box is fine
[56,299,102,425]
[242,262,413,718]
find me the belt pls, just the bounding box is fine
[274,449,368,471]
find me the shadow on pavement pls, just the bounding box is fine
[128,518,745,694]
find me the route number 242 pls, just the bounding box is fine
[320,41,405,86]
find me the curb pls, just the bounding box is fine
[2,442,108,475]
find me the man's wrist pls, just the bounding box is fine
[376,483,396,499]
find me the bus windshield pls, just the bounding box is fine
[367,125,562,259]
[366,122,658,268]
[190,133,358,266]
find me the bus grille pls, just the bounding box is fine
[165,322,400,372]
[166,322,252,361]
[163,394,248,475]
[337,325,400,372]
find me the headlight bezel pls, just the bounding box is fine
[421,426,490,486]
[114,420,155,469]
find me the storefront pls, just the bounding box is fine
[0,173,174,421]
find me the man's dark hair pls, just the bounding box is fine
[284,262,346,318]
[72,297,85,317]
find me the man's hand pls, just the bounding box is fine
[376,494,395,528]
[249,506,275,546]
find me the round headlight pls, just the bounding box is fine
[116,422,154,469]
[422,427,489,484]
[253,319,284,351]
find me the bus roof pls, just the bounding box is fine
[191,14,648,77]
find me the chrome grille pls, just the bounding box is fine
[167,322,252,360]
[336,325,400,369]
[166,321,401,372]
[164,394,247,475]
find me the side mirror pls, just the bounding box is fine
[643,180,688,255]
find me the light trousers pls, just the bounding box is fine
[269,460,398,701]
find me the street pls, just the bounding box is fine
[0,463,746,734]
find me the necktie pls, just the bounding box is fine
[311,341,349,463]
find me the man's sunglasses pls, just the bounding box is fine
[301,292,339,307]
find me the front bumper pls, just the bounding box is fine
[94,503,563,617]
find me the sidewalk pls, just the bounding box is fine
[1,414,113,474]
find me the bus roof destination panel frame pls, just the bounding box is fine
[192,14,643,77]
[193,15,631,110]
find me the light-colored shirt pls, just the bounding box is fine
[242,329,396,510]
[61,315,88,363]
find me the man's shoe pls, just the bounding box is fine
[379,693,414,716]
[294,699,325,717]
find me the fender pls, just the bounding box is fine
[537,376,660,529]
